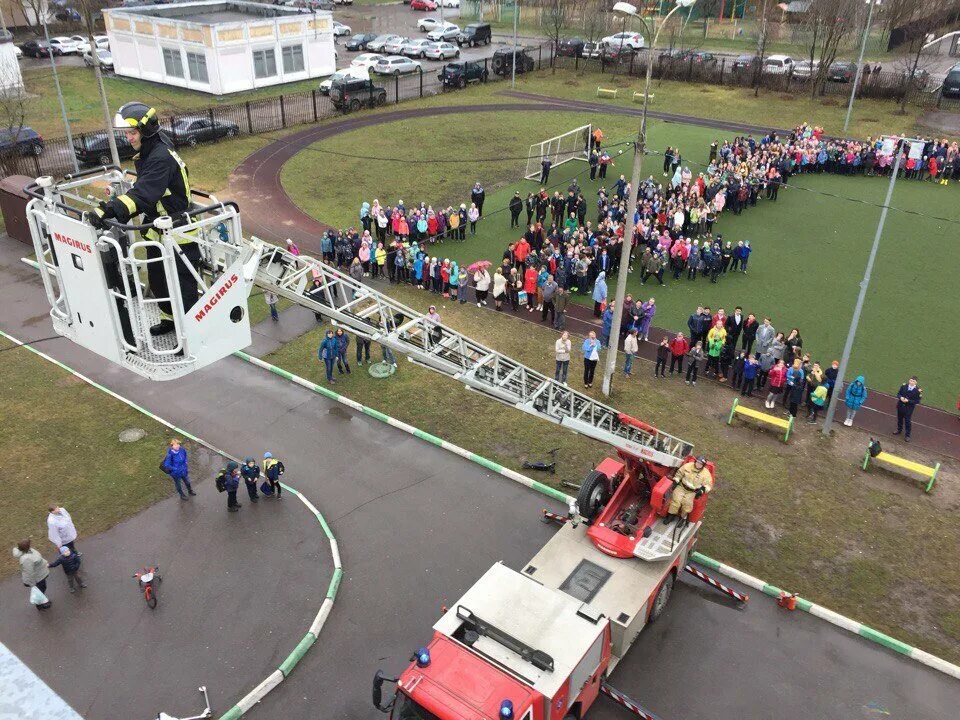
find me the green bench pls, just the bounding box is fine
[727,397,794,443]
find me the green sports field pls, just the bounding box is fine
[283,110,960,409]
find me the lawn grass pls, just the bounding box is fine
[261,283,960,662]
[0,338,193,578]
[280,108,960,408]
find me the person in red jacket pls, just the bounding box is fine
[669,332,690,375]
[515,236,531,266]
[764,359,787,409]
[523,264,538,312]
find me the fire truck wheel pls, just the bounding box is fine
[649,572,675,622]
[576,470,609,521]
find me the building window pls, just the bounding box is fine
[162,47,184,78]
[282,44,304,73]
[252,48,277,79]
[186,52,208,83]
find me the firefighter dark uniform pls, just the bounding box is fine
[88,102,199,336]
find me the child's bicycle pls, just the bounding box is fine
[133,565,161,609]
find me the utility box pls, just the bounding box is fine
[0,174,34,245]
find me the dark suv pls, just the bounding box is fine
[330,77,387,112]
[491,47,535,76]
[439,61,488,88]
[0,126,44,157]
[457,23,491,48]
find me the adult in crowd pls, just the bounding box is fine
[47,505,79,554]
[582,331,601,388]
[14,539,52,610]
[555,331,572,384]
[894,376,923,441]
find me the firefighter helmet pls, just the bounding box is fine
[113,101,160,138]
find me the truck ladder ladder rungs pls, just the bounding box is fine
[253,242,694,468]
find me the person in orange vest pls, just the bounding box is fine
[591,127,604,153]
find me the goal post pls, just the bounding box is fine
[524,124,592,180]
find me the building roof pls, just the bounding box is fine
[111,1,312,26]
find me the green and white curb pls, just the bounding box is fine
[0,329,344,718]
[233,350,960,683]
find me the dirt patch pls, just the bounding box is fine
[821,97,839,106]
[778,94,795,101]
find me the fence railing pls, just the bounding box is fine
[1,42,555,179]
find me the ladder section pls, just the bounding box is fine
[252,241,693,468]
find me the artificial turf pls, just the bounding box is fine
[282,110,960,408]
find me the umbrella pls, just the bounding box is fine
[467,260,492,272]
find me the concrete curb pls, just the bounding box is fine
[0,330,344,719]
[233,349,960,683]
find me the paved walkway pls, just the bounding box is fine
[228,96,960,460]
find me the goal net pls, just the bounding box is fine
[524,124,592,180]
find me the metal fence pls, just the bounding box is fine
[551,50,959,111]
[0,42,555,180]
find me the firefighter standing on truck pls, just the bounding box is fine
[86,101,198,337]
[664,455,712,525]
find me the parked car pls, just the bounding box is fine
[333,0,353,4]
[49,36,80,55]
[828,61,857,82]
[169,116,239,147]
[320,67,369,94]
[658,48,689,63]
[791,60,819,79]
[763,54,794,75]
[75,131,136,166]
[439,60,486,87]
[82,48,114,70]
[427,24,459,42]
[345,33,378,51]
[332,21,352,37]
[731,54,758,75]
[417,17,453,32]
[941,62,960,99]
[330,77,387,112]
[439,0,459,6]
[601,31,644,51]
[456,22,491,47]
[690,51,717,67]
[13,44,22,59]
[402,38,434,58]
[0,126,44,157]
[20,40,57,58]
[374,55,421,75]
[409,0,437,10]
[94,34,110,50]
[424,42,459,61]
[351,53,385,70]
[382,37,409,55]
[557,37,585,58]
[69,35,92,54]
[53,8,81,22]
[490,47,534,76]
[581,42,601,59]
[367,34,403,53]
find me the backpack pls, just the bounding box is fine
[868,439,882,457]
[276,461,285,476]
[215,470,227,493]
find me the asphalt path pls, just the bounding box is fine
[1,237,958,718]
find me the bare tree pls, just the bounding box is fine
[802,0,858,97]
[19,0,47,36]
[543,0,568,72]
[581,0,608,43]
[73,0,119,164]
[752,0,773,95]
[0,61,27,175]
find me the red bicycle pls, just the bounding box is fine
[133,565,161,609]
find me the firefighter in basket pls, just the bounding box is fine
[663,455,712,525]
[85,101,199,337]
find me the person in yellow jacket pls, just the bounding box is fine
[664,456,712,524]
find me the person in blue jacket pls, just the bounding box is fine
[335,327,351,375]
[582,331,602,388]
[240,457,260,503]
[224,461,241,512]
[319,329,339,383]
[843,375,868,426]
[161,438,195,501]
[600,302,615,347]
[592,271,607,318]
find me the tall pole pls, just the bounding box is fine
[843,0,876,133]
[85,11,120,167]
[511,0,518,88]
[821,140,907,435]
[41,14,79,173]
[602,2,689,396]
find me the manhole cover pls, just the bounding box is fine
[368,361,396,379]
[119,428,147,443]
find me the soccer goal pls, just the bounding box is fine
[524,124,592,180]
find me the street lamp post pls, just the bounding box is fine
[843,0,878,134]
[821,136,916,435]
[40,13,79,174]
[601,0,696,397]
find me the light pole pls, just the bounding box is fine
[600,0,696,397]
[40,13,79,173]
[843,0,878,134]
[821,136,916,435]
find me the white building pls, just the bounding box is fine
[0,30,24,97]
[102,1,336,95]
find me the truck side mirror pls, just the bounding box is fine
[372,670,398,713]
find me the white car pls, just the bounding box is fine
[14,45,22,58]
[49,36,81,55]
[333,0,353,4]
[423,42,459,60]
[427,24,460,42]
[764,54,795,75]
[601,32,645,51]
[83,48,113,70]
[382,37,409,55]
[352,53,385,70]
[418,17,455,32]
[367,34,403,53]
[373,55,421,75]
[333,21,352,37]
[440,0,459,6]
[319,67,370,94]
[402,39,434,58]
[69,35,92,54]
